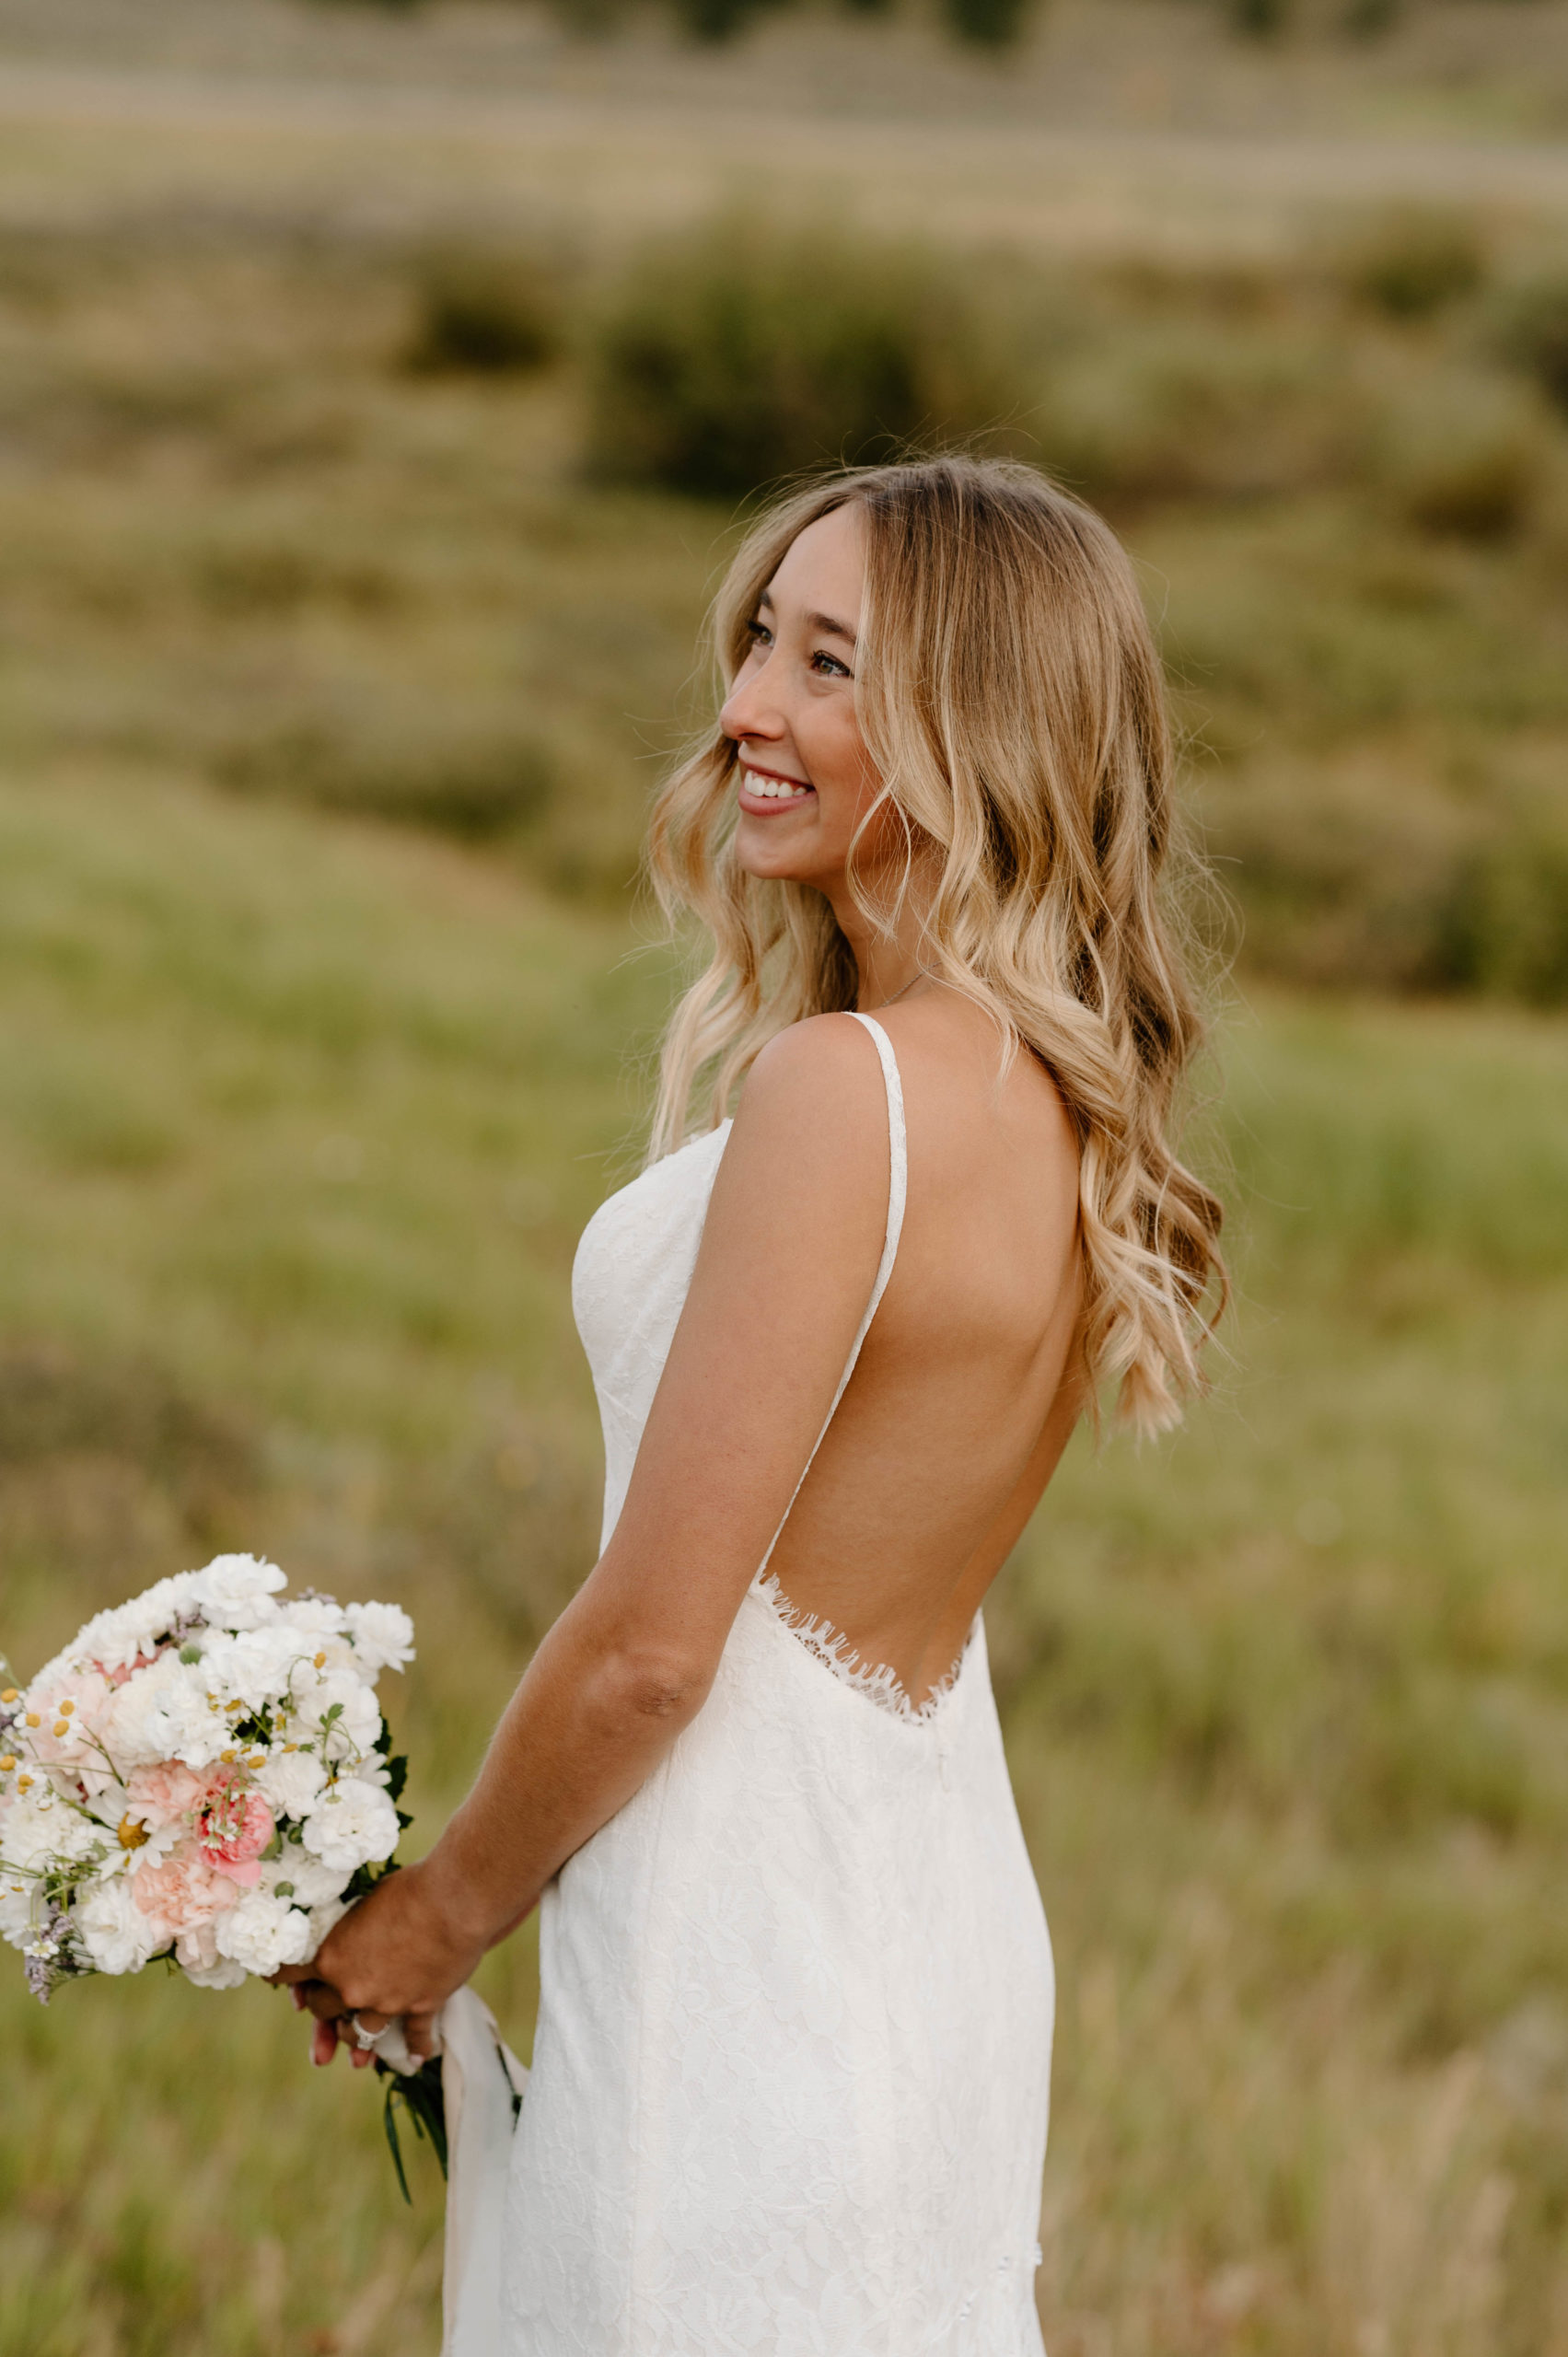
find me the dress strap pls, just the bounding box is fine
[758,1012,907,1571]
[841,1013,908,1365]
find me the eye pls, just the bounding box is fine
[810,649,853,679]
[745,617,772,650]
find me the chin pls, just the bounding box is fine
[734,832,818,887]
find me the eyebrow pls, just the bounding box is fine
[756,587,857,647]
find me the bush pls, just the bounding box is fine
[1341,207,1487,319]
[1201,763,1568,1004]
[943,0,1033,46]
[1035,327,1372,510]
[585,216,1033,497]
[218,721,557,841]
[404,245,563,376]
[1437,828,1568,1004]
[1377,380,1546,542]
[1493,272,1568,413]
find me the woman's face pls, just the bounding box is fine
[721,505,893,893]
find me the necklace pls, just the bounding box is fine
[866,969,925,1014]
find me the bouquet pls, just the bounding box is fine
[0,1554,413,1999]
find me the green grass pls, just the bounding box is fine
[1,766,1565,2355]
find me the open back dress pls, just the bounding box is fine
[500,1013,1055,2354]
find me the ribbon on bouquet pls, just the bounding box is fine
[376,1988,528,2357]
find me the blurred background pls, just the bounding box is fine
[2,0,1566,2350]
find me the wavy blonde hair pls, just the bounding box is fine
[646,455,1225,1434]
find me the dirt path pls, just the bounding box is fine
[2,52,1566,253]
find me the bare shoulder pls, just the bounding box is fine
[692,1013,886,1301]
[728,1013,892,1170]
[741,1010,887,1118]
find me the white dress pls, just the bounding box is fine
[498,1013,1054,2355]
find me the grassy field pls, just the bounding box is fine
[1,766,1565,2356]
[2,12,1567,2352]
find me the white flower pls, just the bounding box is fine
[285,1597,347,1640]
[202,1624,314,1712]
[186,1554,286,1631]
[300,1777,400,1873]
[103,1651,228,1772]
[180,1952,250,1991]
[263,1847,348,1909]
[253,1749,328,1822]
[0,1791,104,1872]
[74,1573,203,1672]
[291,1667,382,1765]
[214,1887,314,1977]
[75,1874,167,1976]
[344,1601,414,1676]
[0,1873,38,1946]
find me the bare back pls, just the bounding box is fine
[763,994,1083,1704]
[603,991,1083,1716]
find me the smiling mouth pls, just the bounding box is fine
[739,766,814,803]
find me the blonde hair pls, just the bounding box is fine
[645,455,1225,1434]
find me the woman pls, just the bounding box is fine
[281,456,1225,2353]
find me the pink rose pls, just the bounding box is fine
[124,1760,209,1831]
[133,1846,240,1934]
[196,1787,273,1888]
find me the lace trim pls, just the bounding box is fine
[753,1570,971,1727]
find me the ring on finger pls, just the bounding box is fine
[351,2014,385,2053]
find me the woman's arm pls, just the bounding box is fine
[278,1015,891,2052]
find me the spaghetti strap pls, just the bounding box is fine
[843,1012,908,1350]
[757,1010,908,1571]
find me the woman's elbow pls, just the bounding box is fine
[593,1639,715,1730]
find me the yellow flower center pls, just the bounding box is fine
[117,1816,150,1851]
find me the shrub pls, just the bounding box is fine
[1437,828,1568,1004]
[1493,272,1568,413]
[1200,761,1568,1004]
[584,216,1033,498]
[1342,207,1487,319]
[219,721,557,842]
[404,245,563,376]
[1376,378,1546,542]
[1035,326,1372,510]
[943,0,1033,47]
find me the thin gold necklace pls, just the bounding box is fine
[865,969,924,1014]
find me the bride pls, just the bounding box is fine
[278,455,1225,2353]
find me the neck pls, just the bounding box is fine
[821,871,934,1015]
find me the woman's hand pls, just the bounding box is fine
[273,1854,490,2070]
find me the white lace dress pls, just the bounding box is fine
[500,1015,1054,2354]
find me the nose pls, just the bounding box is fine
[719,655,786,749]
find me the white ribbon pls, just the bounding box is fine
[378,1988,528,2357]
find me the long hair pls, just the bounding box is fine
[645,455,1225,1435]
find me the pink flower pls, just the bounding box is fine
[132,1845,241,1934]
[23,1668,114,1773]
[196,1787,273,1888]
[124,1760,209,1830]
[97,1652,158,1689]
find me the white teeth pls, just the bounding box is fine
[746,772,807,799]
